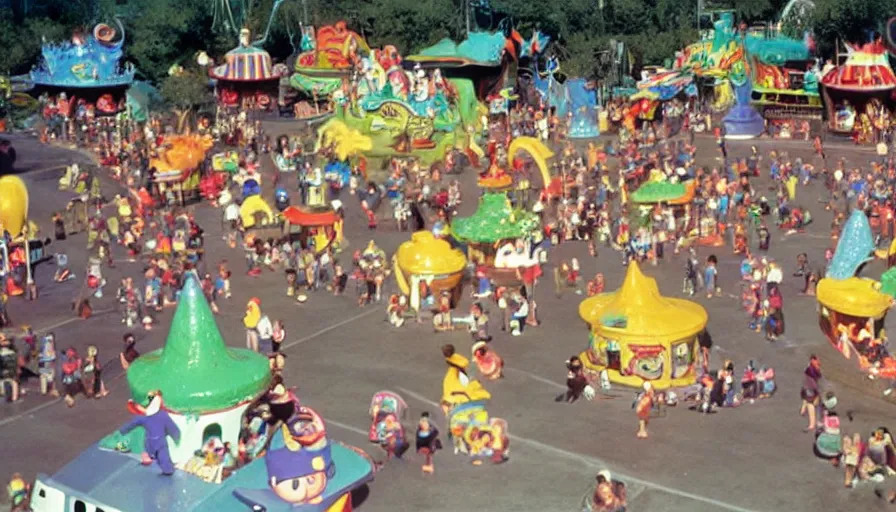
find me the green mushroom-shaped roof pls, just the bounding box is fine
[451,192,539,243]
[127,275,271,414]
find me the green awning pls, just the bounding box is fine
[631,182,688,204]
[451,192,539,243]
[289,72,342,95]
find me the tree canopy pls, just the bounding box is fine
[1,0,893,83]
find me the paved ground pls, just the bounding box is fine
[3,132,896,512]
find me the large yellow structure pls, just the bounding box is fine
[0,175,29,237]
[578,261,708,389]
[393,231,467,310]
[816,277,892,319]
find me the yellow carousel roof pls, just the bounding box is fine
[578,261,708,341]
[395,231,467,275]
[817,277,893,318]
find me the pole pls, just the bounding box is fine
[24,237,31,287]
[465,0,470,37]
[696,0,701,33]
[302,0,309,26]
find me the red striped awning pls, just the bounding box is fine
[822,47,896,92]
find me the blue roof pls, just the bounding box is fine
[30,32,135,88]
[42,435,374,512]
[414,32,507,65]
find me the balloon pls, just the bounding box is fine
[0,176,29,237]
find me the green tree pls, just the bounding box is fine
[810,0,896,57]
[0,12,68,75]
[159,69,210,133]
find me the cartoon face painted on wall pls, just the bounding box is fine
[270,456,328,505]
[671,340,694,379]
[266,414,335,505]
[586,332,608,366]
[625,345,664,381]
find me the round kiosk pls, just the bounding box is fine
[125,275,271,464]
[578,261,707,389]
[393,230,467,311]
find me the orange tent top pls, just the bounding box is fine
[283,206,338,227]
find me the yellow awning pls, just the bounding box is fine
[817,277,893,318]
[395,231,466,275]
[578,261,708,341]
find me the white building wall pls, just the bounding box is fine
[166,402,251,464]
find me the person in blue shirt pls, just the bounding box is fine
[704,255,718,298]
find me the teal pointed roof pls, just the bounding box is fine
[827,209,874,280]
[127,274,271,413]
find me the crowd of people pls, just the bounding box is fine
[5,60,896,510]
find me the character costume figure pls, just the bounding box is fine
[560,355,595,403]
[119,391,181,475]
[472,341,504,380]
[368,392,409,462]
[416,412,441,474]
[234,409,336,508]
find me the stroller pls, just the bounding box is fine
[814,393,842,461]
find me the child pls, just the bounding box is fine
[569,258,582,295]
[758,366,776,398]
[333,264,348,295]
[416,412,442,474]
[61,347,83,407]
[272,320,286,352]
[38,333,59,397]
[216,261,232,299]
[472,266,493,299]
[704,255,718,298]
[635,382,655,439]
[120,333,139,370]
[82,345,108,398]
[54,253,73,282]
[741,361,758,402]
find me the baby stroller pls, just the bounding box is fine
[814,393,842,461]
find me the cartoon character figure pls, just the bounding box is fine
[440,344,492,413]
[416,412,441,474]
[235,411,334,508]
[7,473,29,511]
[671,342,694,380]
[119,391,181,475]
[368,391,408,463]
[623,345,665,381]
[472,341,504,380]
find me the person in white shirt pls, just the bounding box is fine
[224,201,240,229]
[256,314,274,353]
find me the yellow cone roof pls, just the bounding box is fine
[578,261,708,341]
[817,277,893,318]
[395,231,467,275]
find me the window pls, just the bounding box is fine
[74,500,87,512]
[202,423,222,443]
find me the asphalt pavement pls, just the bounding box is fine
[2,131,896,512]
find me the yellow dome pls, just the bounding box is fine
[395,231,466,275]
[817,277,893,318]
[0,176,29,237]
[578,261,708,342]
